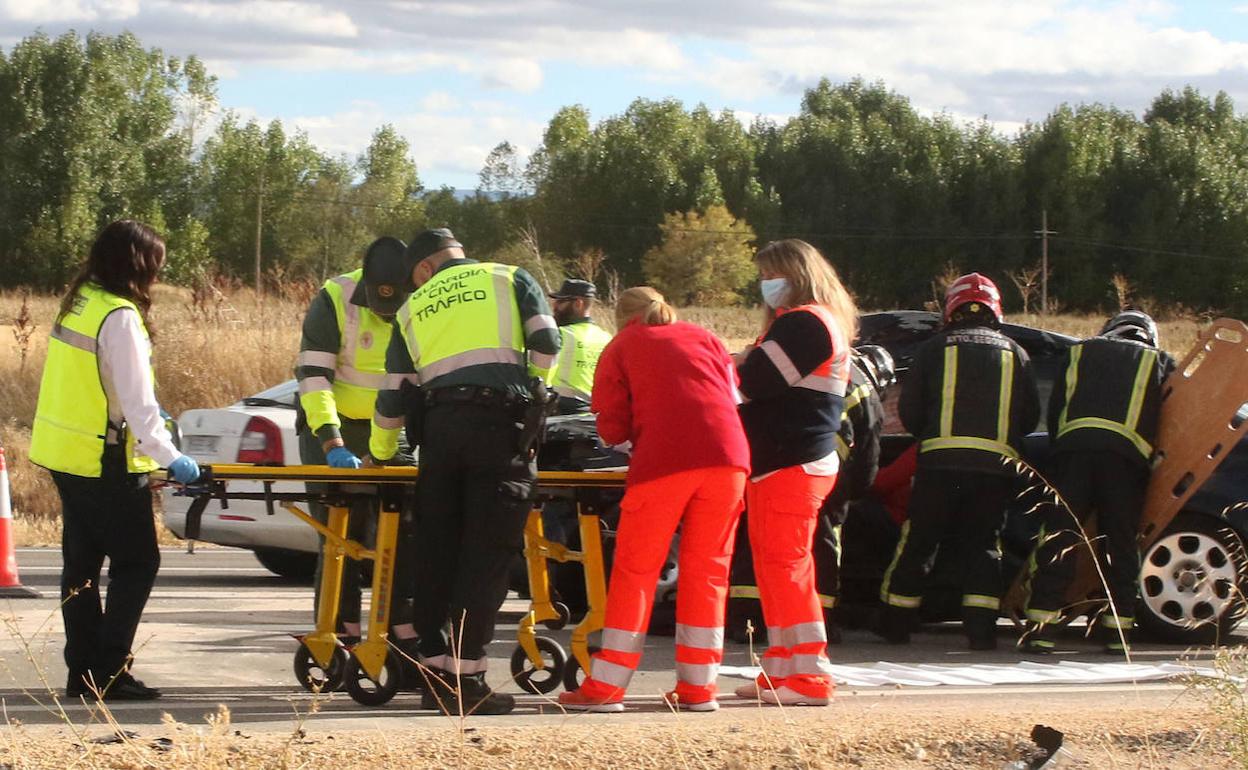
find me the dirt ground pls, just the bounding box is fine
[0,692,1234,769]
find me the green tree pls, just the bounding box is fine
[356,124,423,240]
[643,205,756,306]
[478,141,524,196]
[0,31,216,287]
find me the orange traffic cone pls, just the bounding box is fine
[0,445,40,598]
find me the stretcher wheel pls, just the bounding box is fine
[561,645,600,692]
[293,642,348,693]
[543,602,572,631]
[509,637,567,694]
[343,652,402,706]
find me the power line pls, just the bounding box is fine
[1053,235,1244,264]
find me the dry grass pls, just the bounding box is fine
[0,287,1215,544]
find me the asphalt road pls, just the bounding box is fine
[0,547,1233,732]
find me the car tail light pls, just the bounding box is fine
[236,416,284,464]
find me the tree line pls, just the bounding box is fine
[2,30,1246,316]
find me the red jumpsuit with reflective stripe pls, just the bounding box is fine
[577,318,749,703]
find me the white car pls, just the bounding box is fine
[162,380,321,578]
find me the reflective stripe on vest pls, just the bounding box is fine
[1056,343,1157,459]
[30,285,160,477]
[398,262,525,385]
[769,304,850,395]
[921,345,1019,459]
[319,270,392,420]
[551,322,612,401]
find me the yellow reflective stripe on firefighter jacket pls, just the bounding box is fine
[920,345,1019,458]
[1053,338,1162,461]
[297,269,393,431]
[30,284,160,477]
[397,261,528,387]
[550,320,612,401]
[900,325,1040,476]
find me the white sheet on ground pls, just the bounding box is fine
[716,660,1215,688]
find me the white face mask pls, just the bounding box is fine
[760,278,789,308]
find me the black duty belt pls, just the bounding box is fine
[425,384,529,409]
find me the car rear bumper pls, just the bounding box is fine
[161,483,319,554]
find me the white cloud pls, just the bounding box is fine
[476,57,543,92]
[0,0,137,22]
[421,91,460,112]
[269,102,546,183]
[158,0,358,39]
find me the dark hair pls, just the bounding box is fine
[57,220,166,335]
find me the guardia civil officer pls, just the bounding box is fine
[1021,310,1173,654]
[370,228,560,715]
[548,279,613,414]
[30,220,201,701]
[295,236,417,668]
[875,273,1040,650]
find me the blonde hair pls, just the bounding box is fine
[615,286,677,328]
[754,239,858,343]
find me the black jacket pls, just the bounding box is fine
[900,323,1041,476]
[738,308,845,477]
[1047,336,1175,468]
[830,359,884,505]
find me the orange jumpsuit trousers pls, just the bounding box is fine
[748,465,837,698]
[578,466,746,702]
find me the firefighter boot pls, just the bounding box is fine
[1097,622,1133,657]
[823,608,842,646]
[1018,622,1057,655]
[421,670,515,716]
[870,605,911,645]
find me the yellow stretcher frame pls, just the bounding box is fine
[167,463,624,705]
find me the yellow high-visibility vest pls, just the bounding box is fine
[30,284,161,477]
[297,269,393,428]
[396,262,527,383]
[550,321,612,401]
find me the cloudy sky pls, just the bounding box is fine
[3,1,1248,189]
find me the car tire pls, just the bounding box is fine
[253,547,318,581]
[1137,512,1248,644]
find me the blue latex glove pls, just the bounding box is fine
[326,446,363,469]
[168,455,201,484]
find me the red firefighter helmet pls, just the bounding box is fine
[943,272,1003,325]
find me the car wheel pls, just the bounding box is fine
[1137,513,1248,644]
[253,547,317,581]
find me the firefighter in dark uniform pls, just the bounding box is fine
[726,344,893,645]
[875,273,1040,650]
[1021,310,1173,654]
[370,228,560,716]
[814,344,893,642]
[295,236,417,665]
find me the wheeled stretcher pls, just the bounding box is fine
[170,464,624,706]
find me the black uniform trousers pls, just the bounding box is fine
[413,402,536,665]
[1026,450,1147,621]
[881,467,1015,635]
[813,486,851,613]
[53,444,160,682]
[299,418,416,631]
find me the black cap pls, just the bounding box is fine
[550,279,597,300]
[355,236,413,316]
[406,227,463,263]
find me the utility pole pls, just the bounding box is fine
[1034,209,1057,315]
[254,171,265,295]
